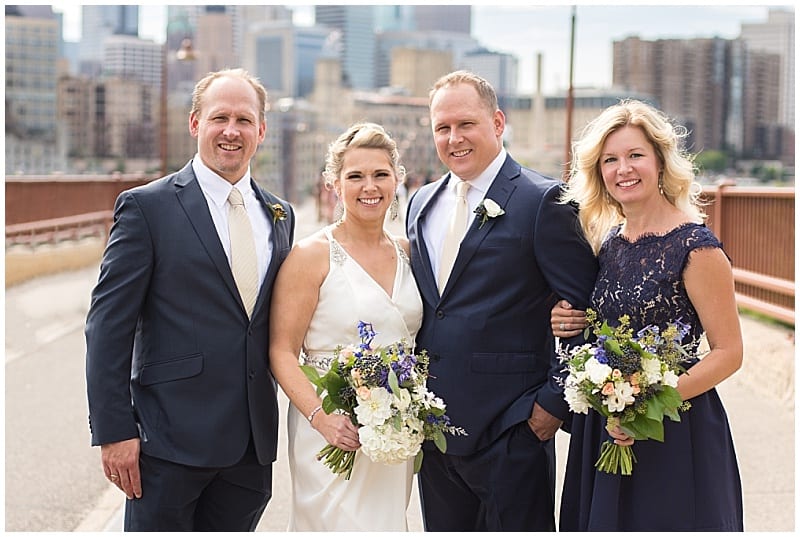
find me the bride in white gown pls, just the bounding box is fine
[270,123,423,531]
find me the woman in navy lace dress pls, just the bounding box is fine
[551,100,743,530]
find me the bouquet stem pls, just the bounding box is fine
[317,444,356,480]
[595,440,637,475]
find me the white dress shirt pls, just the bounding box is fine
[422,148,508,278]
[192,156,272,290]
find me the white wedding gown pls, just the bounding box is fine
[286,226,423,531]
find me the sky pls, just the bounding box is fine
[49,2,787,95]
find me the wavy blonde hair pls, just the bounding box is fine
[563,99,705,254]
[322,122,406,189]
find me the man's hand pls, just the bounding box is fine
[101,438,142,499]
[527,402,562,441]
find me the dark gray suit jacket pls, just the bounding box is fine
[85,161,294,467]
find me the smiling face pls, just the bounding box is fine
[189,75,266,184]
[336,147,398,222]
[430,82,505,181]
[599,125,662,207]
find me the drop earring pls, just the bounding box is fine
[333,193,344,222]
[389,195,399,221]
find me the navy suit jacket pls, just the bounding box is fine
[85,161,295,467]
[407,155,597,456]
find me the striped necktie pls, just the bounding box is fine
[438,180,470,293]
[228,187,259,318]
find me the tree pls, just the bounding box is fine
[694,150,728,174]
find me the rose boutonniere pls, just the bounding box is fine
[474,198,505,229]
[268,203,288,223]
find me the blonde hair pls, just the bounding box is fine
[563,99,705,254]
[190,68,269,123]
[322,122,406,188]
[429,70,498,115]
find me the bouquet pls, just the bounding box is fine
[300,321,466,480]
[558,310,694,475]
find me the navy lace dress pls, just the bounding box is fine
[559,223,743,531]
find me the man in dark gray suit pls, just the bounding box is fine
[406,70,597,531]
[85,68,295,531]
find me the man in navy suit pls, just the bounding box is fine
[406,70,597,531]
[85,68,295,531]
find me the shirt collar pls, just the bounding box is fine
[192,155,253,208]
[450,148,507,197]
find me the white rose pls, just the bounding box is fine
[662,369,680,388]
[482,198,505,217]
[354,387,394,427]
[584,357,613,386]
[393,387,412,411]
[564,385,590,414]
[641,356,663,384]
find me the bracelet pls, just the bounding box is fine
[307,405,323,423]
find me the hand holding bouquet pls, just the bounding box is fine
[558,310,694,475]
[300,321,466,479]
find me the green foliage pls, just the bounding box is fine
[694,149,729,173]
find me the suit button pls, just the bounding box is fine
[436,310,444,319]
[248,370,256,379]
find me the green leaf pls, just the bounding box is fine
[433,429,447,453]
[627,415,664,441]
[321,395,338,415]
[604,338,623,356]
[299,365,324,393]
[414,450,424,473]
[388,368,400,395]
[659,385,683,409]
[392,413,403,431]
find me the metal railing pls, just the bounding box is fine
[5,211,113,248]
[703,183,795,325]
[4,177,796,325]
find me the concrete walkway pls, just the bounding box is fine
[5,199,794,532]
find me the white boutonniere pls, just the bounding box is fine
[474,198,505,229]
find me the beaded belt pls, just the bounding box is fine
[300,351,334,371]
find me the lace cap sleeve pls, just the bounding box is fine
[680,224,726,274]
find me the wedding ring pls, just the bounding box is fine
[109,474,119,480]
[559,322,566,331]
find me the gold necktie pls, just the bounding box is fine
[228,187,259,318]
[438,180,470,293]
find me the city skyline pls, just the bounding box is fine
[49,3,785,94]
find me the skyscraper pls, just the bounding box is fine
[414,5,471,34]
[243,21,331,98]
[315,5,376,89]
[740,8,794,127]
[80,5,139,76]
[5,5,63,173]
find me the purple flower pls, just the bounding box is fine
[594,336,609,363]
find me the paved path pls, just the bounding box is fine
[4,199,795,532]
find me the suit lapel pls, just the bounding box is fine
[409,176,450,305]
[174,166,241,305]
[251,181,291,315]
[439,159,519,301]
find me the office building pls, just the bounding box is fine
[79,5,139,76]
[740,8,794,127]
[314,5,376,89]
[375,31,480,89]
[5,5,63,173]
[414,5,471,34]
[243,21,331,98]
[461,48,519,100]
[390,48,453,97]
[613,36,730,153]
